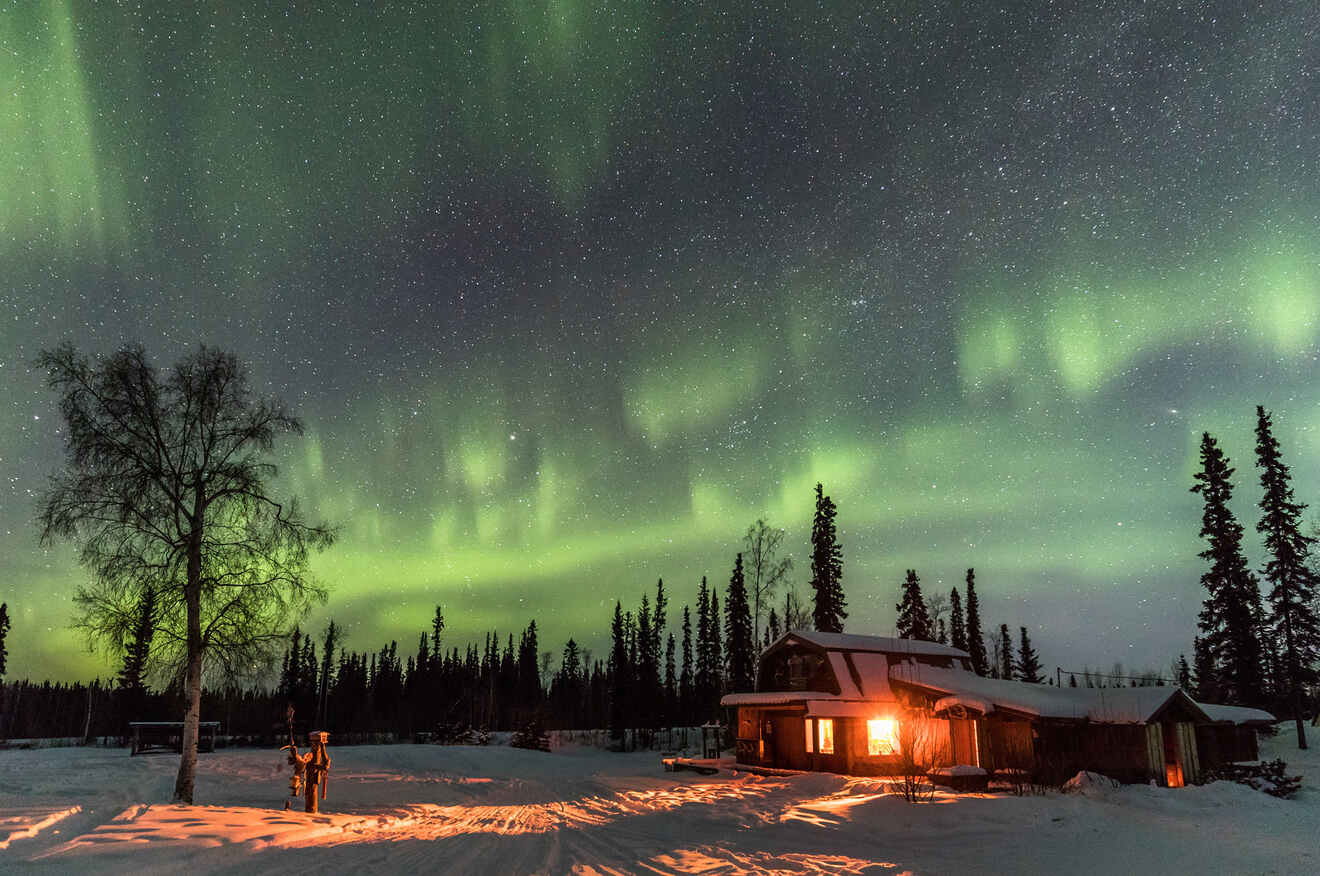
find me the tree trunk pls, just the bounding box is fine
[1295,687,1308,750]
[174,587,203,803]
[174,516,205,804]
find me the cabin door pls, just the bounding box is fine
[949,718,979,766]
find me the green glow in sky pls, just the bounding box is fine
[3,2,1318,681]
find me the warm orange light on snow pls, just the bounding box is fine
[866,719,899,756]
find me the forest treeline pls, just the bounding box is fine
[3,404,1318,746]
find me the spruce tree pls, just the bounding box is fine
[709,591,723,708]
[1254,406,1320,747]
[118,585,156,695]
[949,588,967,652]
[0,602,8,678]
[1175,654,1192,691]
[679,605,694,725]
[664,633,677,725]
[895,569,933,640]
[695,577,713,719]
[998,625,1014,680]
[724,553,755,694]
[1191,432,1266,706]
[767,607,781,643]
[608,601,628,741]
[317,621,338,728]
[1015,626,1043,683]
[964,569,987,675]
[809,483,847,632]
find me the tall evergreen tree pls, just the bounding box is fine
[679,605,694,725]
[663,632,677,725]
[767,607,781,643]
[809,483,846,632]
[1254,406,1320,748]
[724,553,755,693]
[709,591,723,709]
[895,569,933,640]
[695,577,712,716]
[317,620,338,728]
[0,602,8,679]
[1175,654,1192,691]
[430,606,446,670]
[1015,626,1044,683]
[117,585,156,695]
[1191,432,1266,706]
[608,601,628,741]
[964,569,987,676]
[998,625,1014,680]
[949,588,967,652]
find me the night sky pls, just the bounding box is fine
[4,2,1318,681]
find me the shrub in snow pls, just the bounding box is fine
[1203,759,1301,799]
[510,717,551,753]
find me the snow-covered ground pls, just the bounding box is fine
[1,729,1315,874]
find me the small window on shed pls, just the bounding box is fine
[804,719,814,752]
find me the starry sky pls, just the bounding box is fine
[3,1,1319,682]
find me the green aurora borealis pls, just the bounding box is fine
[3,1,1318,680]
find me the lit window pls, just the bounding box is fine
[804,719,813,753]
[818,718,835,754]
[867,719,900,756]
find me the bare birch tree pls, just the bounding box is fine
[36,344,333,803]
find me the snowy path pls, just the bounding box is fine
[1,734,1315,874]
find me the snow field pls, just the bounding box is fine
[0,729,1315,874]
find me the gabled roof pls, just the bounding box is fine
[772,629,970,659]
[891,664,1212,724]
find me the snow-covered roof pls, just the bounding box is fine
[828,652,863,698]
[1197,703,1277,725]
[779,629,970,659]
[720,691,838,707]
[849,651,893,699]
[891,664,1211,724]
[933,693,995,715]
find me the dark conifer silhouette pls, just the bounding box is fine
[117,585,156,697]
[608,602,627,741]
[998,625,1014,680]
[1254,406,1320,748]
[0,602,8,679]
[1175,654,1192,691]
[680,605,694,725]
[1015,626,1043,683]
[724,553,755,693]
[964,569,988,676]
[809,484,846,632]
[895,569,932,640]
[1191,432,1266,706]
[949,588,967,652]
[767,607,781,643]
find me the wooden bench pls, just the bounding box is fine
[129,721,220,756]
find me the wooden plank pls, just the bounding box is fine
[1145,723,1164,783]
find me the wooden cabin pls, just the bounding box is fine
[722,631,977,776]
[723,630,1275,788]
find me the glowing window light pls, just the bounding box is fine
[818,719,835,754]
[867,719,899,756]
[804,719,813,753]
